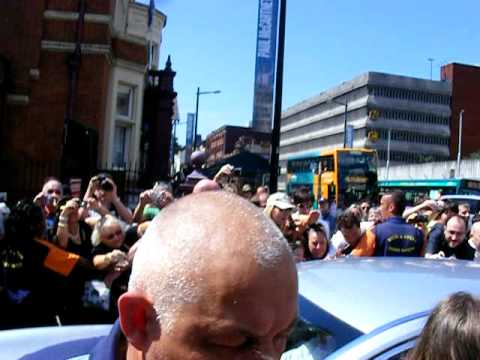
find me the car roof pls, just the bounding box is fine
[441,194,480,200]
[0,324,112,359]
[297,258,480,334]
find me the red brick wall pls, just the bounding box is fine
[43,20,111,44]
[75,54,111,152]
[112,38,148,66]
[46,0,114,15]
[1,0,147,167]
[0,0,45,93]
[441,63,480,159]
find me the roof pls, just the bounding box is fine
[282,71,451,119]
[378,179,463,187]
[204,151,269,177]
[441,194,480,200]
[0,324,112,359]
[297,258,480,334]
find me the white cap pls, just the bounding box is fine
[266,192,295,210]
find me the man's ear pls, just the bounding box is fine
[118,292,160,351]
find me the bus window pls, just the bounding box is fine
[319,156,334,172]
[288,157,320,174]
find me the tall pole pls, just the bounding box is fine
[62,0,86,179]
[171,118,177,176]
[193,87,200,150]
[456,109,464,177]
[342,103,348,148]
[428,58,434,80]
[269,0,286,193]
[386,128,391,180]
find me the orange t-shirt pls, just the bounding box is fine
[351,229,376,257]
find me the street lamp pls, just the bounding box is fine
[329,98,348,148]
[193,87,221,150]
[456,109,464,177]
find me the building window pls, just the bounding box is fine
[116,85,134,119]
[113,84,136,167]
[113,125,132,167]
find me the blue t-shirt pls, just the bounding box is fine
[374,217,424,257]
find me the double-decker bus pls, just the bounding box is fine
[377,178,480,205]
[286,148,378,207]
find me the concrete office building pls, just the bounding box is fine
[279,71,452,188]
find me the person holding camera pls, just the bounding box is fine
[132,182,174,224]
[81,174,133,226]
[55,197,93,259]
[33,177,64,240]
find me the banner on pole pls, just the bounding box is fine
[251,0,279,133]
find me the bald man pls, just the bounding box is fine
[427,215,475,260]
[192,178,221,193]
[24,192,298,360]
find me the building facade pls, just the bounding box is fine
[0,0,166,182]
[441,63,480,160]
[279,71,453,187]
[205,125,271,166]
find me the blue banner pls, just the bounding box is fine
[186,113,195,147]
[251,0,279,133]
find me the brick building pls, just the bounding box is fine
[441,63,480,159]
[205,125,271,166]
[0,0,167,197]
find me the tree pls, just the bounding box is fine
[468,151,480,160]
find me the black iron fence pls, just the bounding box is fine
[0,157,153,209]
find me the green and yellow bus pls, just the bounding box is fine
[286,148,378,207]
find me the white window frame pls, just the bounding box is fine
[112,83,136,168]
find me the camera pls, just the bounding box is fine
[232,167,242,176]
[100,179,114,192]
[74,198,87,208]
[95,175,114,192]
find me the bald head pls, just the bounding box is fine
[127,191,295,331]
[192,179,220,194]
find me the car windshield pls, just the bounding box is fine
[282,318,336,360]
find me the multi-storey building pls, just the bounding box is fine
[279,71,454,188]
[441,63,480,160]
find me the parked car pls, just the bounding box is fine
[0,324,111,359]
[440,194,480,214]
[283,257,480,360]
[3,258,480,359]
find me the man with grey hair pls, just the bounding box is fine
[23,191,298,359]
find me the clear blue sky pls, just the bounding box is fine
[141,0,480,145]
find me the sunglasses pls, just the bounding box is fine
[105,229,123,240]
[47,189,62,195]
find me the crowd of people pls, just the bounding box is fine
[1,166,480,329]
[263,186,480,263]
[0,155,479,357]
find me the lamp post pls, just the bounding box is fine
[427,58,434,80]
[193,87,221,150]
[330,98,348,148]
[386,128,392,180]
[456,109,464,177]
